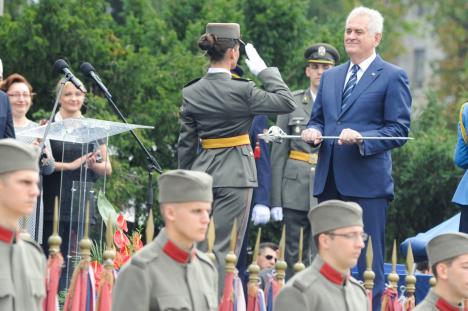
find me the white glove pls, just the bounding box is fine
[251,204,271,225]
[271,207,283,222]
[244,43,267,76]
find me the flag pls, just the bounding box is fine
[96,260,114,311]
[233,274,246,311]
[219,270,235,311]
[264,277,281,311]
[381,286,402,311]
[44,252,63,311]
[247,281,266,311]
[63,260,96,311]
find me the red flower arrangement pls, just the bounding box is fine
[90,213,143,285]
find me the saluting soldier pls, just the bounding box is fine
[112,170,218,311]
[0,139,46,310]
[414,232,468,311]
[270,43,340,279]
[274,200,368,311]
[177,22,296,293]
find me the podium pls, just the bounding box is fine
[18,117,153,288]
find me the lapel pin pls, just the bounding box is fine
[371,72,376,76]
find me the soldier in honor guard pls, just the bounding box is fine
[0,139,46,310]
[270,43,340,279]
[177,22,296,293]
[112,170,218,311]
[274,200,368,311]
[414,232,468,311]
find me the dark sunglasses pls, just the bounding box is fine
[265,255,277,262]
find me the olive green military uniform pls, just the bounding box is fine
[112,228,218,311]
[178,66,295,292]
[414,289,462,311]
[271,88,318,279]
[273,255,368,311]
[0,227,46,311]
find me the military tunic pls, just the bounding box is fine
[0,226,46,311]
[271,88,319,279]
[274,255,368,311]
[112,229,218,311]
[178,67,295,293]
[414,289,463,311]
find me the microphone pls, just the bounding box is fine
[53,59,87,93]
[79,62,111,98]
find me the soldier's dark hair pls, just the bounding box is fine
[431,257,455,279]
[259,242,278,254]
[198,33,239,62]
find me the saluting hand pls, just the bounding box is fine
[244,43,267,76]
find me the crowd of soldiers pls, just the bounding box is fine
[1,3,467,311]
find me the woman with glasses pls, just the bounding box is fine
[1,73,55,242]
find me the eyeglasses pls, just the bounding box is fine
[326,232,368,242]
[8,92,34,99]
[265,254,277,262]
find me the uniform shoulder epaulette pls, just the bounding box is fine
[183,77,202,88]
[348,276,367,296]
[21,234,44,254]
[292,89,305,96]
[130,243,159,268]
[231,76,251,82]
[196,250,216,269]
[292,268,318,292]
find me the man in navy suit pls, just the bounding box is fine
[302,6,412,310]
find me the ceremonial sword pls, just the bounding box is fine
[258,126,414,143]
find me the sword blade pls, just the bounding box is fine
[258,134,413,140]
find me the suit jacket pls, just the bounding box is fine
[307,55,412,199]
[178,67,296,188]
[0,91,15,139]
[249,115,272,207]
[271,89,318,211]
[452,102,468,206]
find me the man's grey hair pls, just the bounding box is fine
[346,6,384,36]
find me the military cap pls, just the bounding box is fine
[426,232,468,266]
[308,200,363,236]
[158,169,213,203]
[304,43,340,65]
[0,139,39,174]
[206,23,242,41]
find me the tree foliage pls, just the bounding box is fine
[0,0,462,249]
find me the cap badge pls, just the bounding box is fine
[318,46,326,56]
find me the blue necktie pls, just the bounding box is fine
[342,64,359,107]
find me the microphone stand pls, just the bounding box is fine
[34,77,71,240]
[90,81,163,224]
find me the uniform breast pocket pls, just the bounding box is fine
[240,146,256,182]
[204,293,218,310]
[0,278,15,310]
[29,277,46,302]
[289,118,307,135]
[157,295,191,311]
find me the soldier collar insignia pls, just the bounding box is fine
[319,262,349,285]
[0,225,15,244]
[435,297,460,311]
[163,239,195,264]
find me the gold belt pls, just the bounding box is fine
[201,134,250,149]
[289,150,318,164]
